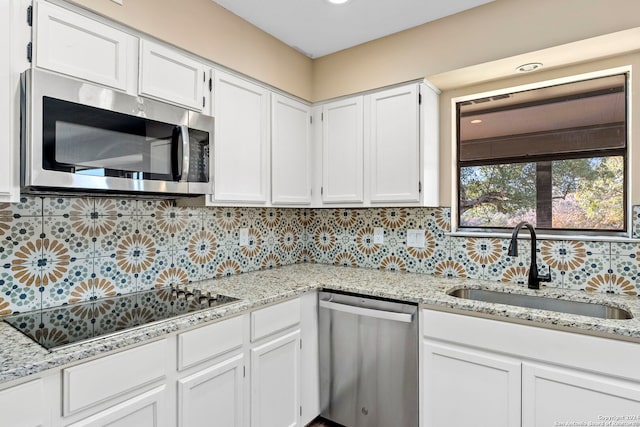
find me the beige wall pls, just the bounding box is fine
[312,0,640,101]
[438,53,640,207]
[71,0,313,100]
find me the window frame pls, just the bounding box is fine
[450,66,632,239]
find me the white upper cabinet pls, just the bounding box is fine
[367,84,420,203]
[34,1,137,92]
[0,0,29,203]
[321,96,364,203]
[212,71,270,203]
[420,82,440,207]
[271,94,312,205]
[139,39,207,111]
[317,82,439,207]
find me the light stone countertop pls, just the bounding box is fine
[2,263,640,385]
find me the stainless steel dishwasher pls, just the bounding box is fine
[319,290,418,427]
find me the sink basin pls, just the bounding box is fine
[448,288,633,320]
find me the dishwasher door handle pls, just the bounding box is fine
[319,300,414,323]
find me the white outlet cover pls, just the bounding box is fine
[407,229,425,248]
[239,228,249,246]
[373,227,384,244]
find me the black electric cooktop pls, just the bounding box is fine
[3,287,240,351]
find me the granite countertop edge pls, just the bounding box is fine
[2,263,640,384]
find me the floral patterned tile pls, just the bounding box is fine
[94,216,137,258]
[43,217,93,259]
[136,252,172,291]
[173,214,204,252]
[112,199,137,216]
[94,256,136,296]
[0,266,41,314]
[173,250,204,282]
[138,216,172,254]
[611,242,639,257]
[562,251,611,291]
[611,254,638,283]
[10,196,42,218]
[3,216,42,248]
[633,205,640,239]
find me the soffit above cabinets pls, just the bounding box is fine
[210,0,495,58]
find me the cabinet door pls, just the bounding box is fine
[65,386,168,427]
[0,0,26,203]
[0,379,47,427]
[271,94,312,205]
[178,353,244,427]
[321,97,364,203]
[213,71,270,203]
[251,330,301,427]
[423,341,521,427]
[367,84,420,203]
[35,1,136,91]
[522,363,640,427]
[139,40,206,111]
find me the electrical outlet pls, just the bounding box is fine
[407,229,425,248]
[239,228,249,246]
[373,227,384,245]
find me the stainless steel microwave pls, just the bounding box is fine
[21,69,213,197]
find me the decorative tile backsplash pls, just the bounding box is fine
[305,207,640,297]
[0,197,307,314]
[0,196,638,315]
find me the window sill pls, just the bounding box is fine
[447,230,638,243]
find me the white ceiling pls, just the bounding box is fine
[211,0,496,58]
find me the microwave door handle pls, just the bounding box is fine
[179,125,190,182]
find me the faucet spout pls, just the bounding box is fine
[508,221,551,289]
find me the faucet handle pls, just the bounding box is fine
[539,266,552,283]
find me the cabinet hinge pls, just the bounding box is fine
[300,406,302,417]
[321,112,324,121]
[320,186,323,196]
[243,365,246,378]
[418,181,422,193]
[203,96,206,108]
[300,339,302,350]
[203,71,206,82]
[27,5,33,26]
[418,93,422,105]
[26,42,32,63]
[310,115,313,124]
[209,78,213,92]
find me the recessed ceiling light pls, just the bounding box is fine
[470,119,482,124]
[516,62,543,73]
[325,0,351,4]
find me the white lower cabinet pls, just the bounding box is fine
[422,309,640,427]
[0,294,318,427]
[251,330,301,427]
[0,378,48,427]
[522,363,640,427]
[178,353,245,427]
[422,341,521,427]
[66,386,169,427]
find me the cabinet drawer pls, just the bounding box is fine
[251,298,300,342]
[63,339,167,416]
[178,315,244,371]
[0,379,46,427]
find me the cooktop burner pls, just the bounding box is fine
[3,287,240,351]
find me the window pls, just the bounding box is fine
[456,73,627,233]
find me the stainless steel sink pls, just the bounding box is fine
[448,288,633,320]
